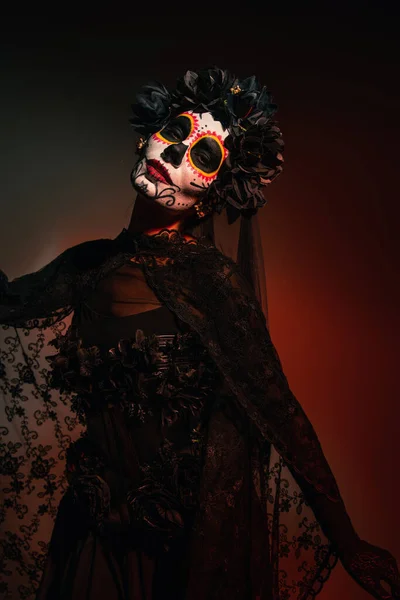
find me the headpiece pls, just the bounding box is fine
[130,67,285,327]
[129,67,284,223]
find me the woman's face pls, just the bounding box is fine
[131,111,229,211]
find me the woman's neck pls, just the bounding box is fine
[127,193,196,241]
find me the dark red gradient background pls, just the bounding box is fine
[0,12,399,599]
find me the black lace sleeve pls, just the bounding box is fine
[215,263,360,552]
[0,238,116,329]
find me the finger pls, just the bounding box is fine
[359,579,393,600]
[384,573,400,598]
[373,580,395,600]
[373,586,392,600]
[388,581,400,599]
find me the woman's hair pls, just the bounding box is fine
[130,66,284,222]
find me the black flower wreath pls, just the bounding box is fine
[129,67,284,217]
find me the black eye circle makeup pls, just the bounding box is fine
[155,113,195,144]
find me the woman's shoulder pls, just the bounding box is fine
[65,237,121,272]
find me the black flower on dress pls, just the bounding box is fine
[47,325,219,430]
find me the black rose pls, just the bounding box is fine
[76,345,102,377]
[130,81,171,134]
[30,456,51,479]
[226,75,259,122]
[226,78,277,127]
[20,365,35,384]
[297,532,314,551]
[0,453,19,476]
[174,67,235,106]
[9,383,22,398]
[38,504,49,515]
[171,67,236,126]
[212,169,265,212]
[225,124,284,178]
[3,540,22,562]
[253,87,278,122]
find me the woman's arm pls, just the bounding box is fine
[277,403,359,551]
[0,250,77,327]
[0,238,116,328]
[261,340,400,599]
[234,267,400,599]
[210,259,400,599]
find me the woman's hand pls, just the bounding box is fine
[339,539,400,599]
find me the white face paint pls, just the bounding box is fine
[131,111,229,211]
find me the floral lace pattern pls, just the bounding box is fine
[0,318,83,599]
[0,228,340,599]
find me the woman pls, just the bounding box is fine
[0,67,399,600]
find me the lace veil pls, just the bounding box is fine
[0,214,338,599]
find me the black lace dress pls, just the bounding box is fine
[36,260,221,600]
[1,229,342,600]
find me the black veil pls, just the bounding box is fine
[0,208,337,599]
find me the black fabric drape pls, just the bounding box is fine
[0,229,339,599]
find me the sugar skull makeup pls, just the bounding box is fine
[131,111,229,211]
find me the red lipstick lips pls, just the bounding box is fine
[146,159,173,185]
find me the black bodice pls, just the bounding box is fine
[46,263,221,556]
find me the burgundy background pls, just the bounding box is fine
[1,11,399,599]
